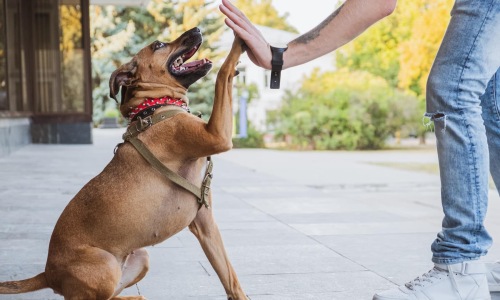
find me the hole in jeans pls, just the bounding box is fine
[432,113,445,120]
[423,112,447,132]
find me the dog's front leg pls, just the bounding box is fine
[189,206,247,300]
[188,37,247,299]
[173,37,244,159]
[205,36,245,152]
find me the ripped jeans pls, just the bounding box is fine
[426,0,500,265]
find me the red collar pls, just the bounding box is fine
[128,96,190,121]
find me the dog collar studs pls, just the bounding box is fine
[128,97,190,121]
[270,45,288,89]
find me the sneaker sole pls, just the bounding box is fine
[490,285,500,292]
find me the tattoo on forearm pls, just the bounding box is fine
[292,3,345,45]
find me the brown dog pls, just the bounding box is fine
[0,27,246,300]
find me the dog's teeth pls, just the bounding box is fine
[173,57,183,68]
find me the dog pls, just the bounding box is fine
[0,27,246,300]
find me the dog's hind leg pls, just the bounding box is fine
[110,248,149,299]
[55,247,148,300]
[189,204,247,300]
[56,248,122,300]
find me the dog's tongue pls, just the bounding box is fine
[183,58,211,69]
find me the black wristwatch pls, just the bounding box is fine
[270,45,288,89]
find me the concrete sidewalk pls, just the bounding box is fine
[1,128,499,300]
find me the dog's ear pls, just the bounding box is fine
[109,59,138,102]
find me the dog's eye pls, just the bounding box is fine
[152,41,166,51]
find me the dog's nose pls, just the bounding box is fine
[190,27,200,33]
[181,27,201,38]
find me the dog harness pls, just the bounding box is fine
[120,109,212,209]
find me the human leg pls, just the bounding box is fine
[374,1,500,299]
[427,1,500,264]
[482,69,500,192]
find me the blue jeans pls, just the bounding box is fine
[426,0,500,265]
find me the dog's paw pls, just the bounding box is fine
[227,296,251,300]
[233,60,243,76]
[239,40,247,53]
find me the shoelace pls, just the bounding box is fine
[404,267,446,290]
[491,261,500,283]
[404,266,464,300]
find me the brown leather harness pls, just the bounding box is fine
[120,109,212,209]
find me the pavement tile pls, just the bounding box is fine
[290,219,441,236]
[1,129,499,300]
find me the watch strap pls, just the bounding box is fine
[270,45,287,89]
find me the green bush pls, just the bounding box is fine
[103,107,120,118]
[267,69,422,150]
[232,124,265,148]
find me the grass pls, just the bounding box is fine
[369,162,439,174]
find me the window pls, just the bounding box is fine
[236,66,246,85]
[2,0,87,114]
[0,0,6,111]
[60,1,85,113]
[5,0,29,112]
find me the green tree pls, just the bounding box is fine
[335,10,402,88]
[316,0,454,146]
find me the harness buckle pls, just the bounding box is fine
[199,168,213,208]
[136,116,153,132]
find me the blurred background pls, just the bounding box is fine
[0,0,454,157]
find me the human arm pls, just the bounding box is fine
[219,0,397,70]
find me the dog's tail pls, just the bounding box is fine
[0,272,48,294]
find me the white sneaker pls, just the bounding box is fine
[486,261,500,292]
[373,261,491,300]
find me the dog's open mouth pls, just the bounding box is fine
[170,43,212,75]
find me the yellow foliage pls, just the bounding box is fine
[60,5,82,60]
[301,68,389,96]
[336,0,454,97]
[397,0,454,95]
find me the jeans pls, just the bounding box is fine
[426,0,500,265]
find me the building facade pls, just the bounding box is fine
[0,0,92,157]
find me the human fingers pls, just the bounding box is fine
[220,4,266,46]
[224,18,271,69]
[219,0,272,69]
[223,18,254,44]
[219,2,252,34]
[220,0,266,41]
[220,0,253,28]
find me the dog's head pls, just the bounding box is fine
[109,27,213,117]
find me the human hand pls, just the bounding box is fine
[219,0,272,69]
